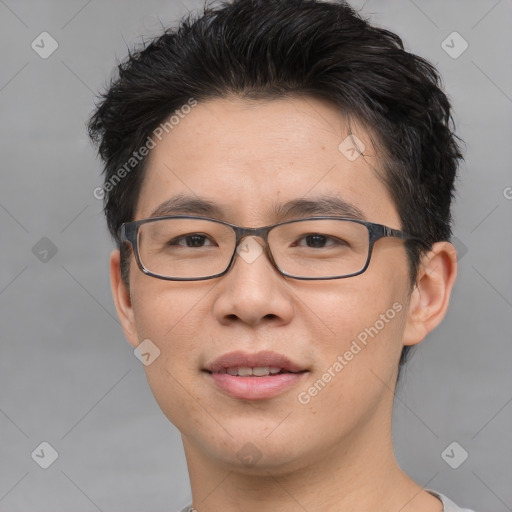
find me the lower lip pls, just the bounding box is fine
[206,372,307,400]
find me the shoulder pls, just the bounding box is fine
[427,490,477,512]
[177,494,477,512]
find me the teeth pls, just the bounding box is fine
[252,366,270,376]
[221,366,285,376]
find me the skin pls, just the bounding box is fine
[110,96,457,511]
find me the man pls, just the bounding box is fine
[88,0,475,510]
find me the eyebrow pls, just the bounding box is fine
[149,194,365,222]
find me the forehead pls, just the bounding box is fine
[135,96,399,227]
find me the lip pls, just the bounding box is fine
[203,350,309,400]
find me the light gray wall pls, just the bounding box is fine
[1,1,511,510]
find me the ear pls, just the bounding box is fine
[110,249,139,348]
[403,241,458,346]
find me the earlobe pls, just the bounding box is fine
[110,249,139,348]
[403,242,458,347]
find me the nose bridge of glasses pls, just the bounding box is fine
[231,226,277,269]
[234,225,271,247]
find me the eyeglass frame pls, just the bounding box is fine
[119,215,430,281]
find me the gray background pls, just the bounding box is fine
[1,0,511,511]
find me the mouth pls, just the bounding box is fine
[210,366,300,377]
[203,350,309,400]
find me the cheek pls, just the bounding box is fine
[131,275,228,424]
[294,293,407,437]
[298,265,408,343]
[296,269,409,396]
[129,274,212,348]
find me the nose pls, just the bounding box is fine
[212,236,294,327]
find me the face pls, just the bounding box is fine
[111,96,453,475]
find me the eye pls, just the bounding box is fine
[169,234,217,248]
[295,234,348,248]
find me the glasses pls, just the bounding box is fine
[119,215,428,281]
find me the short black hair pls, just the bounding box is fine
[88,0,463,368]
